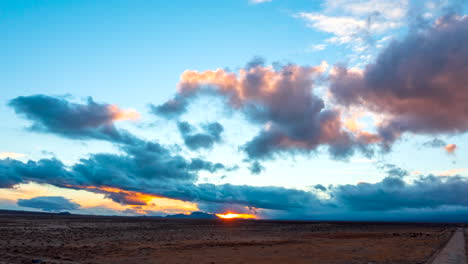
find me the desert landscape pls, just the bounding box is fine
[0,210,460,264]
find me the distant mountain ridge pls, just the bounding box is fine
[164,211,219,219]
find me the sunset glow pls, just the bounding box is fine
[216,212,256,219]
[107,105,140,121]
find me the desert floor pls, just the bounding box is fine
[0,210,458,264]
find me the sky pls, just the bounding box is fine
[1,0,468,221]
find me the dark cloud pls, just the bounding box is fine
[333,175,468,211]
[177,121,224,150]
[330,16,468,145]
[193,183,321,211]
[423,138,447,148]
[154,60,374,160]
[203,122,223,141]
[150,95,189,118]
[0,159,25,188]
[189,158,225,173]
[0,158,71,188]
[378,163,409,178]
[248,161,264,175]
[9,95,140,144]
[245,56,266,69]
[313,184,327,192]
[17,196,80,212]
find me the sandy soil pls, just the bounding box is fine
[0,211,455,264]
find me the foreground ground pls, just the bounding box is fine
[0,210,458,264]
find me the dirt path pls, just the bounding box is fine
[429,228,467,264]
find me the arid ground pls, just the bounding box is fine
[0,210,458,264]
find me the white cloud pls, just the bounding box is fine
[297,12,401,45]
[295,0,408,64]
[298,13,366,42]
[325,0,408,20]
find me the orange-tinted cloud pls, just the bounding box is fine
[107,105,140,121]
[12,182,199,215]
[444,144,457,154]
[67,185,199,213]
[343,113,381,144]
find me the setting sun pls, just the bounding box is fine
[216,212,256,219]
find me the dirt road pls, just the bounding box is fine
[429,228,467,264]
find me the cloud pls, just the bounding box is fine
[17,196,80,212]
[153,60,374,160]
[445,143,457,154]
[423,138,447,148]
[379,163,409,178]
[422,139,458,154]
[330,16,468,145]
[0,158,67,188]
[324,0,407,21]
[177,121,224,150]
[295,0,405,56]
[313,184,327,191]
[248,160,264,174]
[407,0,466,30]
[332,174,468,211]
[194,183,321,212]
[297,13,399,45]
[0,152,25,160]
[9,95,140,144]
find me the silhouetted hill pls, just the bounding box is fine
[165,211,219,219]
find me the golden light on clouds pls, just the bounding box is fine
[78,185,200,214]
[343,112,381,144]
[4,183,199,215]
[107,105,140,121]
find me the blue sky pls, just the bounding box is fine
[1,0,468,221]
